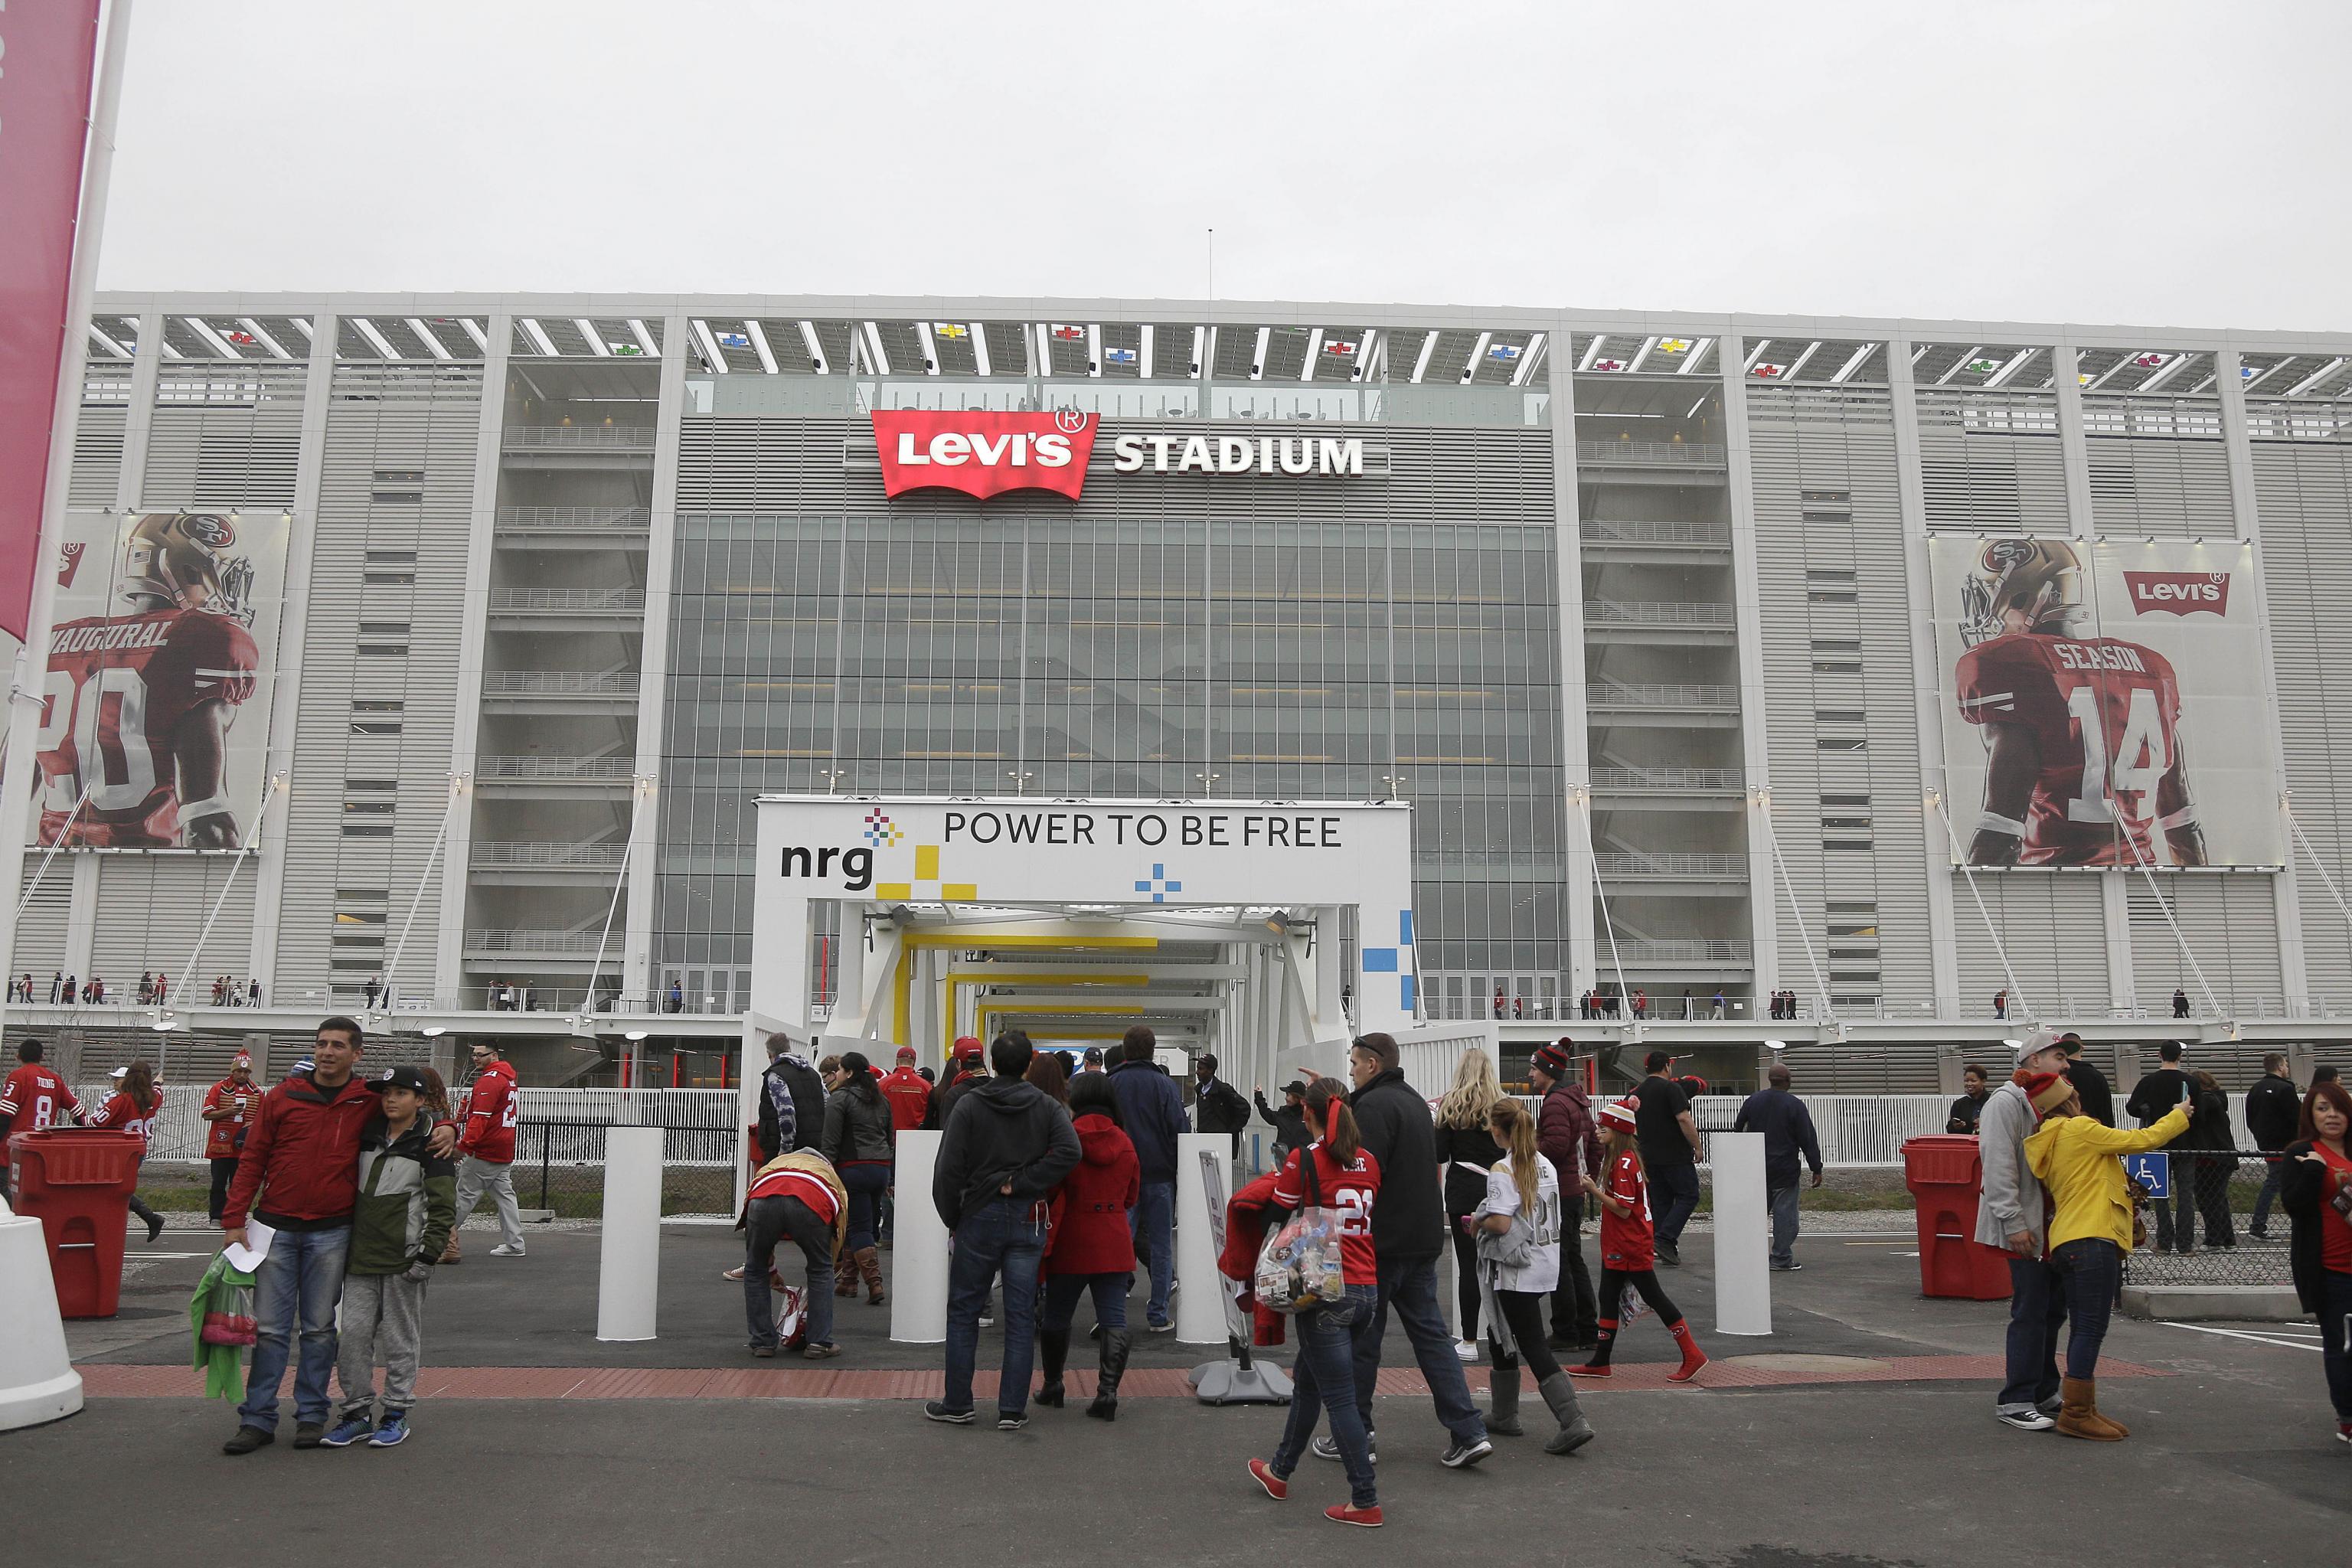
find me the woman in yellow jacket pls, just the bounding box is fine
[2021,1070,2190,1442]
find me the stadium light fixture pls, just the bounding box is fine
[743,320,779,374]
[691,319,730,375]
[626,318,662,358]
[1511,333,1547,387]
[625,1029,650,1042]
[1461,332,1491,384]
[520,318,560,358]
[577,318,609,357]
[421,1025,446,1037]
[972,323,993,377]
[797,321,829,374]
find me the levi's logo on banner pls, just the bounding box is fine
[2122,570,2231,616]
[871,410,1098,501]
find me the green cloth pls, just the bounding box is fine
[188,1251,256,1400]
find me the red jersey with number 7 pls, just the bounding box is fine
[459,1060,519,1163]
[35,608,259,848]
[1272,1141,1383,1285]
[1599,1149,1655,1270]
[1955,632,2191,867]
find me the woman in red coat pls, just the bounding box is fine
[1037,1070,1140,1419]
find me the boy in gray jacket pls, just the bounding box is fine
[324,1065,456,1449]
[1974,1030,2073,1432]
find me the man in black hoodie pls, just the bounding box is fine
[2125,1041,2195,1254]
[1331,1032,1492,1471]
[927,1031,1080,1431]
[2245,1052,2302,1241]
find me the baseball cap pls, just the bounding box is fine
[954,1035,984,1062]
[1280,1079,1308,1097]
[896,1046,918,1063]
[1082,1047,1104,1067]
[372,1064,430,1094]
[109,1065,129,1080]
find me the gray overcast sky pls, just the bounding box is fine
[96,1,2352,332]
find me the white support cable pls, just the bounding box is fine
[2285,806,2352,941]
[381,784,462,1011]
[160,839,260,1082]
[2115,811,2222,1018]
[1929,791,2034,1022]
[14,781,96,920]
[1754,802,1833,1019]
[1573,792,1632,1017]
[582,780,649,1016]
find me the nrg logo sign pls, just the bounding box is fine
[777,844,875,892]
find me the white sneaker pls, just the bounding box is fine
[1454,1339,1481,1361]
[490,1243,527,1257]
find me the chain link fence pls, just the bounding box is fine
[2121,1149,2295,1286]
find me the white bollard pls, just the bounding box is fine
[0,1210,83,1430]
[596,1126,665,1342]
[1710,1131,1772,1336]
[1174,1133,1230,1346]
[890,1130,950,1344]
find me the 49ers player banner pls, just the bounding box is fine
[28,508,289,852]
[1929,537,2280,869]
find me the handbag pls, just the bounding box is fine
[1254,1148,1348,1315]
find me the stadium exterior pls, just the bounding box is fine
[8,290,2352,1094]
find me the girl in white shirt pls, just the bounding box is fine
[1472,1098,1595,1456]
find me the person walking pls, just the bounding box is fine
[740,1143,848,1360]
[90,1062,169,1244]
[321,1065,456,1449]
[926,1037,989,1129]
[1187,1054,1252,1161]
[2182,1068,2238,1250]
[2125,1042,2196,1254]
[756,1033,825,1161]
[0,1040,83,1201]
[2246,1054,2301,1242]
[1473,1097,1596,1455]
[1977,1030,2076,1431]
[2060,1034,2114,1126]
[823,1050,895,1305]
[2171,987,2190,1020]
[200,1053,260,1221]
[1107,1025,1187,1333]
[361,975,380,1011]
[1333,1031,1491,1470]
[1631,1050,1703,1264]
[927,1031,1080,1429]
[1570,1099,1708,1381]
[1433,1047,1508,1358]
[1037,1070,1139,1419]
[880,1046,932,1135]
[220,1020,456,1455]
[2278,1078,2352,1444]
[1527,1042,1601,1351]
[447,1041,526,1259]
[1947,1064,1991,1135]
[1733,1064,1825,1272]
[1247,1076,1386,1527]
[2022,1072,2189,1439]
[1254,1080,1310,1168]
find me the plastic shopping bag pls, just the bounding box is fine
[1254,1152,1347,1314]
[200,1260,257,1348]
[1619,1281,1654,1327]
[772,1280,808,1350]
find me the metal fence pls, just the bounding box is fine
[2119,1150,2295,1286]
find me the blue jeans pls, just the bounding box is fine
[943,1195,1047,1416]
[1651,1161,1702,1249]
[1040,1270,1129,1331]
[2320,1268,2352,1422]
[743,1195,836,1350]
[1998,1254,2066,1412]
[840,1162,890,1253]
[1129,1178,1175,1325]
[2050,1237,2119,1380]
[1272,1285,1377,1508]
[1348,1255,1486,1446]
[238,1225,350,1430]
[1768,1183,1801,1266]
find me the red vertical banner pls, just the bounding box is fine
[0,2,105,642]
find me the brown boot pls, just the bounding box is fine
[834,1247,859,1298]
[856,1246,886,1305]
[2055,1376,2128,1441]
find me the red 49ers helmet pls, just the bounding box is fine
[1958,536,2086,646]
[122,511,256,625]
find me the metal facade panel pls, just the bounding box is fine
[1949,872,2109,1013]
[90,854,256,990]
[2124,874,2282,1015]
[1914,390,2069,534]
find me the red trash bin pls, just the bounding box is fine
[1900,1134,2013,1301]
[7,1128,145,1318]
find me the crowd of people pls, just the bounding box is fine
[5,970,270,1006]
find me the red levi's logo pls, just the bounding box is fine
[871,410,1098,501]
[2122,570,2230,616]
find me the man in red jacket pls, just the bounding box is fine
[221,1018,456,1455]
[1529,1041,1603,1351]
[449,1041,524,1257]
[880,1046,931,1134]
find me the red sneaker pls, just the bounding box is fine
[2337,1424,2350,1446]
[1247,1459,1288,1501]
[1325,1503,1383,1528]
[1669,1351,1709,1383]
[1567,1362,1612,1377]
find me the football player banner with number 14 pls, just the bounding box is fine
[1932,535,2281,870]
[29,510,286,851]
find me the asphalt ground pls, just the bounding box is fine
[10,1218,2347,1568]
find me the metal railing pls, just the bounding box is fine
[1589,766,1746,791]
[1592,851,1748,877]
[1583,599,1737,628]
[1576,439,1728,468]
[495,505,652,531]
[486,587,647,614]
[501,424,657,449]
[481,671,639,697]
[470,840,629,870]
[474,755,635,781]
[1583,519,1733,546]
[1612,938,1755,962]
[463,928,607,954]
[1585,680,1740,709]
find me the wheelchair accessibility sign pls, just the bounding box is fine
[2124,1152,2170,1198]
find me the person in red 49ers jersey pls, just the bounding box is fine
[90,1060,168,1243]
[0,1039,85,1202]
[35,512,260,850]
[1570,1099,1707,1383]
[1954,537,2207,868]
[447,1041,524,1257]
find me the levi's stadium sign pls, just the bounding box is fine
[870,410,1367,501]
